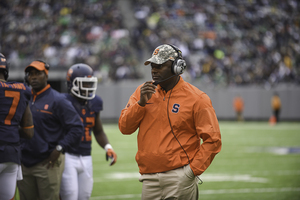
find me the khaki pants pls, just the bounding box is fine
[17,154,65,200]
[139,165,199,200]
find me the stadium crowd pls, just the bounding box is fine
[0,0,299,86]
[0,0,142,81]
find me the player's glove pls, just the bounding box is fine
[105,144,117,166]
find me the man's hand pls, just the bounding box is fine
[106,149,117,166]
[42,149,61,169]
[138,81,157,107]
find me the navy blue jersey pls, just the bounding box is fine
[0,81,31,164]
[21,85,84,167]
[64,93,103,156]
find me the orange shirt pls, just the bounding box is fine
[119,77,222,176]
[233,97,244,112]
[271,96,281,110]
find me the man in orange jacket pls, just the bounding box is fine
[271,92,281,123]
[119,44,222,200]
[233,94,244,121]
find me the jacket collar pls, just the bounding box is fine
[157,76,184,93]
[31,84,51,102]
[31,84,51,96]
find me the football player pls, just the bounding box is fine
[60,63,117,200]
[0,53,34,199]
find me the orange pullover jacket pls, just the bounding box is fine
[119,77,222,176]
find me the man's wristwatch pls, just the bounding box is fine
[56,145,63,153]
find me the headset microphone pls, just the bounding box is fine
[152,74,178,86]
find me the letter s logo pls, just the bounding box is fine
[172,104,180,113]
[153,48,159,55]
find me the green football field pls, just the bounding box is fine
[90,121,300,200]
[14,121,300,200]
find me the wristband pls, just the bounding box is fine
[22,125,34,129]
[104,144,113,152]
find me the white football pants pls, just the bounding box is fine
[0,162,22,200]
[60,153,93,200]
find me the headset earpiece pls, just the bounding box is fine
[36,60,50,70]
[168,44,186,75]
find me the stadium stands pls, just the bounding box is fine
[0,0,299,86]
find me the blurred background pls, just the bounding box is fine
[1,0,300,121]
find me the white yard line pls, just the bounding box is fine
[200,187,300,194]
[220,125,300,131]
[94,172,268,183]
[90,187,300,200]
[94,170,300,183]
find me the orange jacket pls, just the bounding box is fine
[233,97,244,112]
[271,95,281,110]
[119,77,222,176]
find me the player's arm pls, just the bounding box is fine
[93,112,117,165]
[19,104,34,139]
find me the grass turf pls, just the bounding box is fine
[90,121,300,200]
[15,121,300,200]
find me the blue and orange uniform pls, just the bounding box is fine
[0,81,31,165]
[63,93,103,156]
[21,84,84,167]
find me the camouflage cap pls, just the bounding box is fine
[144,44,178,65]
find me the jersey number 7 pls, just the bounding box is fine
[4,90,20,125]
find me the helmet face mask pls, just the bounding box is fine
[0,53,9,80]
[71,76,97,100]
[66,63,97,100]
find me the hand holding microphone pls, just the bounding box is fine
[138,81,157,107]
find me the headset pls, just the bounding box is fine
[36,60,50,70]
[152,45,187,86]
[168,44,186,75]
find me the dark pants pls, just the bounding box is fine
[274,109,280,122]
